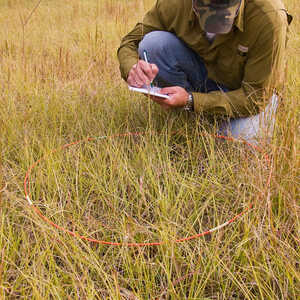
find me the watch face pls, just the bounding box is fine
[184,94,194,111]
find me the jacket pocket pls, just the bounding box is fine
[216,47,248,89]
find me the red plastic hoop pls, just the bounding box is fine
[24,132,272,247]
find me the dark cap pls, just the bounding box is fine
[192,0,241,34]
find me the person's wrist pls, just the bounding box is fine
[183,93,194,111]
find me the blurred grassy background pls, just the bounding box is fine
[0,0,299,299]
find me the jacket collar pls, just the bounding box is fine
[235,0,245,32]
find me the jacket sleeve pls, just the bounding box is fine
[193,10,288,118]
[117,2,168,81]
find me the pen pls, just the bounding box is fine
[143,50,153,88]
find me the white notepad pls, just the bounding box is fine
[128,85,170,99]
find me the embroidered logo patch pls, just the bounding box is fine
[238,44,248,52]
[237,44,248,56]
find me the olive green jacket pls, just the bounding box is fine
[117,0,290,117]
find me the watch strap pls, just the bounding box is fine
[183,93,194,111]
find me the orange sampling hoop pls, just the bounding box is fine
[24,132,272,247]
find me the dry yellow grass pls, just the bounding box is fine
[0,0,299,299]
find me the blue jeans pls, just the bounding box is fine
[138,31,229,93]
[138,31,277,144]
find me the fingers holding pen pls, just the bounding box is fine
[136,61,152,85]
[127,60,158,87]
[127,64,144,87]
[135,60,157,85]
[149,63,159,81]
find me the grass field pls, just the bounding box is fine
[0,0,299,299]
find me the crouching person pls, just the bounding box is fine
[117,0,292,143]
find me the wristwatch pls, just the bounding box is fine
[183,93,194,112]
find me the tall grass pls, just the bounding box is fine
[0,0,299,299]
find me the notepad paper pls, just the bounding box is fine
[128,85,170,99]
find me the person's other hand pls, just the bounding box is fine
[127,60,159,87]
[150,86,189,110]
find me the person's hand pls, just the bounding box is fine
[127,60,159,87]
[150,86,189,110]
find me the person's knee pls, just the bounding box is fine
[138,31,178,59]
